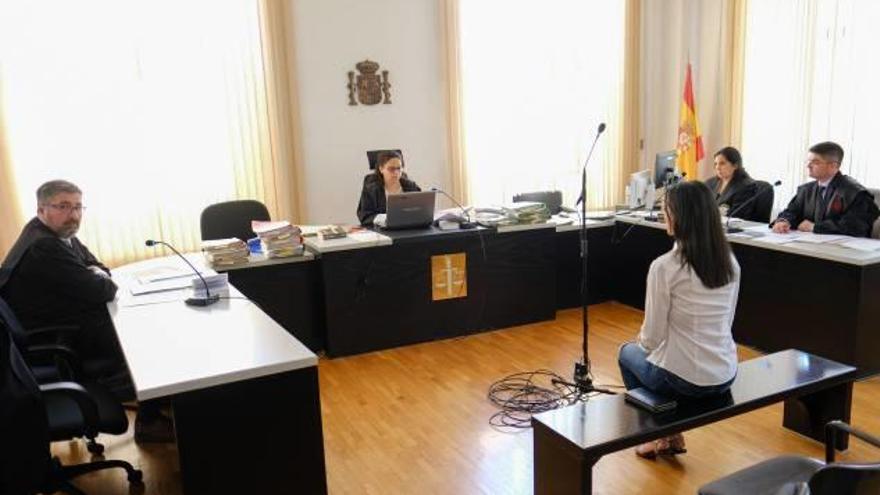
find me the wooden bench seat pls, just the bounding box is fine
[531,349,857,494]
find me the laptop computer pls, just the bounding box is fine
[384,191,436,230]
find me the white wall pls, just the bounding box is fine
[289,0,450,224]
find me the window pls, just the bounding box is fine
[741,0,880,209]
[0,1,278,265]
[458,0,627,209]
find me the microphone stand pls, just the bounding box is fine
[724,180,781,234]
[563,123,614,396]
[145,239,220,306]
[431,187,477,229]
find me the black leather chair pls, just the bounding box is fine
[752,180,775,223]
[699,421,880,495]
[366,149,404,170]
[364,149,406,188]
[1,313,142,495]
[200,199,270,242]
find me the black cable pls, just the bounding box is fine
[487,369,586,431]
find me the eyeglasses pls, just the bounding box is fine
[46,203,86,214]
[806,158,838,166]
[384,166,403,172]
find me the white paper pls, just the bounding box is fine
[838,237,880,252]
[792,233,849,244]
[129,269,218,295]
[751,232,800,245]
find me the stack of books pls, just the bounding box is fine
[251,220,304,258]
[201,238,250,267]
[508,201,551,224]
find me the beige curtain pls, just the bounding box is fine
[257,0,306,223]
[621,0,642,180]
[440,0,470,206]
[722,0,748,149]
[639,0,748,180]
[0,2,303,267]
[0,93,23,257]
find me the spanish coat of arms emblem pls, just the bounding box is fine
[348,59,391,105]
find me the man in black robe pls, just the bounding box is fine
[0,180,172,442]
[771,141,879,237]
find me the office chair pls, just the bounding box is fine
[364,149,407,188]
[1,317,142,495]
[512,190,563,215]
[366,149,404,170]
[751,180,775,223]
[699,421,880,495]
[200,199,270,242]
[867,188,880,239]
[0,297,122,456]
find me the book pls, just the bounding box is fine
[624,387,677,413]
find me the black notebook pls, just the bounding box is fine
[624,387,677,413]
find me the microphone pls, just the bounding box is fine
[145,239,220,306]
[725,180,782,234]
[430,187,477,229]
[575,123,606,206]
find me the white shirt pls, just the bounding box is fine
[639,248,740,386]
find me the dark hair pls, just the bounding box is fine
[37,180,81,205]
[714,146,745,180]
[373,151,407,181]
[664,181,735,288]
[809,141,844,165]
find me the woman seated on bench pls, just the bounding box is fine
[618,180,740,459]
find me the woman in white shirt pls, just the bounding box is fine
[618,180,741,459]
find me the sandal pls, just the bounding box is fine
[634,436,687,460]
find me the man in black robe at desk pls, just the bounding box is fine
[771,141,879,237]
[0,179,172,442]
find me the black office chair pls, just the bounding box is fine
[512,190,564,215]
[751,180,775,223]
[1,315,142,495]
[364,149,407,188]
[699,421,880,495]
[0,297,127,456]
[366,149,404,170]
[200,199,270,242]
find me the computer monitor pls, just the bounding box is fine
[627,169,654,209]
[654,150,679,188]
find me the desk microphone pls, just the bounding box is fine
[725,180,782,234]
[430,187,477,229]
[145,239,220,306]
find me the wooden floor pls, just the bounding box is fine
[53,302,880,494]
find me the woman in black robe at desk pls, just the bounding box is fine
[357,151,421,226]
[704,147,758,220]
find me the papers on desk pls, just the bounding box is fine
[129,269,218,295]
[135,264,205,284]
[838,237,880,252]
[792,233,849,244]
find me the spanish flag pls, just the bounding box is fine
[676,63,704,179]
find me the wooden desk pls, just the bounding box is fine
[314,225,557,357]
[109,256,327,495]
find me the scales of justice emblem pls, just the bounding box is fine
[347,59,392,106]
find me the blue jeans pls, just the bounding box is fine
[617,342,734,398]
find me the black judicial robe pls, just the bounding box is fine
[357,175,422,226]
[774,173,879,238]
[0,218,119,360]
[705,172,759,221]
